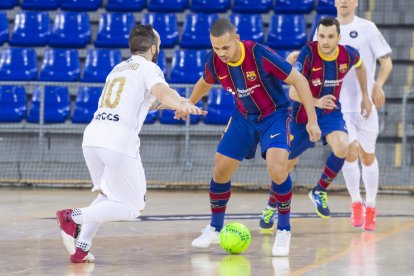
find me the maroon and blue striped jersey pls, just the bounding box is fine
[203,40,293,120]
[293,41,361,123]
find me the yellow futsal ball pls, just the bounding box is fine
[219,222,251,254]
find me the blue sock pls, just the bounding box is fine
[209,179,231,232]
[273,176,292,231]
[316,152,345,191]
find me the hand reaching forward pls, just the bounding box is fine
[315,95,337,110]
[175,101,207,119]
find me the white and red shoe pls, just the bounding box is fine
[56,209,80,255]
[70,247,95,263]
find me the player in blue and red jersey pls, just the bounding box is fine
[175,18,321,257]
[261,17,372,224]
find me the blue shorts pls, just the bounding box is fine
[289,110,347,160]
[217,109,291,161]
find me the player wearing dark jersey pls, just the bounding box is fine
[261,18,372,224]
[175,19,321,257]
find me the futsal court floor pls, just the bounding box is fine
[1,187,413,276]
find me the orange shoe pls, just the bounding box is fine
[364,207,376,231]
[351,202,364,227]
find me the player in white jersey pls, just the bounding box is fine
[56,24,205,263]
[335,0,393,231]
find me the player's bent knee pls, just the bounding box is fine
[360,152,376,166]
[333,143,349,158]
[213,166,231,183]
[268,165,288,184]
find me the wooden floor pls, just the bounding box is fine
[1,187,413,276]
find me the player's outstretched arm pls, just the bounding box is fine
[150,83,206,116]
[355,61,372,119]
[174,76,212,120]
[285,69,321,142]
[150,89,184,110]
[372,54,393,108]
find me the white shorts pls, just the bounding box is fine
[343,107,379,154]
[82,146,147,211]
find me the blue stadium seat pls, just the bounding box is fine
[232,0,272,13]
[0,0,17,9]
[180,13,219,49]
[160,88,202,124]
[0,86,27,122]
[142,13,178,48]
[39,48,80,81]
[267,14,307,49]
[157,49,166,75]
[169,50,206,84]
[230,14,264,43]
[148,0,188,12]
[310,13,333,39]
[316,0,337,15]
[0,12,8,45]
[60,0,102,11]
[94,13,135,48]
[27,86,71,123]
[191,0,230,13]
[21,0,60,10]
[9,11,50,47]
[83,49,122,82]
[72,86,102,123]
[0,47,37,81]
[274,0,314,14]
[204,88,235,125]
[144,110,159,124]
[49,12,91,48]
[106,0,146,11]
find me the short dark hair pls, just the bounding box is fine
[128,24,158,54]
[317,17,340,35]
[210,18,236,37]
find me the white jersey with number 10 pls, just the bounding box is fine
[82,55,168,158]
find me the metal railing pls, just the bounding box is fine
[401,88,414,182]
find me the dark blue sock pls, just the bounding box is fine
[272,176,292,231]
[209,179,231,232]
[316,152,345,191]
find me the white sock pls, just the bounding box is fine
[77,193,108,247]
[71,208,83,224]
[76,240,92,252]
[342,160,362,202]
[362,158,379,207]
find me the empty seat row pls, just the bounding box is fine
[0,0,336,14]
[0,47,297,83]
[0,47,122,82]
[0,47,188,82]
[0,85,236,125]
[0,11,313,49]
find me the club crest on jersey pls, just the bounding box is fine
[339,64,348,73]
[246,71,257,81]
[311,78,322,86]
